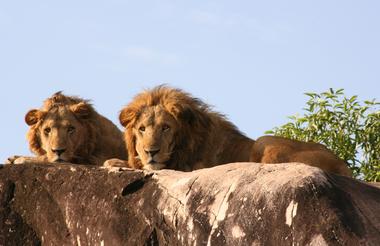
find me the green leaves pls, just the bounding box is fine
[268,88,380,181]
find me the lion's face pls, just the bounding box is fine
[132,106,178,170]
[26,103,91,163]
[120,86,212,170]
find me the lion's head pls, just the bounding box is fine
[26,92,97,163]
[119,86,212,171]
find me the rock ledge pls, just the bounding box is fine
[0,162,379,245]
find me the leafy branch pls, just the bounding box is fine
[266,88,380,181]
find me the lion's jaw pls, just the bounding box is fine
[39,107,87,163]
[133,106,178,170]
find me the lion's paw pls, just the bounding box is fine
[103,158,129,168]
[5,156,25,164]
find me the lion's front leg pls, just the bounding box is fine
[5,155,21,164]
[103,158,130,168]
[5,155,47,165]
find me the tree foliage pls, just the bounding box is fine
[266,89,380,181]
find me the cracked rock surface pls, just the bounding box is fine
[0,162,379,245]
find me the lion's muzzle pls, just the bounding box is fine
[144,148,160,164]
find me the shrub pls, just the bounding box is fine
[266,89,380,181]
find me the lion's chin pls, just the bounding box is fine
[143,163,166,171]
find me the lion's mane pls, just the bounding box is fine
[119,86,253,170]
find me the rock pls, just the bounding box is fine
[0,162,379,245]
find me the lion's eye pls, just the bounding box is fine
[162,125,170,132]
[44,127,51,135]
[68,126,75,133]
[139,126,145,132]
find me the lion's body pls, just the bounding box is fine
[117,86,351,176]
[187,112,255,170]
[251,136,352,176]
[8,92,127,165]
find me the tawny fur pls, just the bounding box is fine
[7,92,127,165]
[117,85,351,176]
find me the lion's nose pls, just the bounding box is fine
[144,149,160,157]
[52,148,66,156]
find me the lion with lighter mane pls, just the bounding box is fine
[7,92,127,165]
[106,86,351,176]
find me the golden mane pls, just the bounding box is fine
[42,91,88,110]
[119,85,251,170]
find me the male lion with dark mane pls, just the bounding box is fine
[105,86,351,176]
[6,92,127,165]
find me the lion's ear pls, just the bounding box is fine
[119,107,137,127]
[70,102,93,119]
[25,109,45,126]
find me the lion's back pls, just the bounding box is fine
[252,135,351,176]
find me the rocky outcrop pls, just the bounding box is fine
[0,162,379,245]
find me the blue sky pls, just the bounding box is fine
[1,1,379,162]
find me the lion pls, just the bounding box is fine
[6,92,127,165]
[105,85,351,176]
